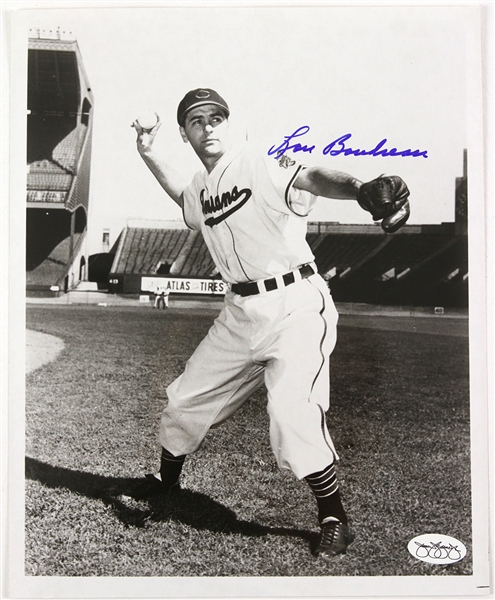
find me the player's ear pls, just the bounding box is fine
[179,126,189,144]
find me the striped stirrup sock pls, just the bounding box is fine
[305,463,348,525]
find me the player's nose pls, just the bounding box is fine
[205,123,214,133]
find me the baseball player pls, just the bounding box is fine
[153,288,170,309]
[130,88,410,558]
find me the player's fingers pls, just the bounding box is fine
[147,120,162,143]
[132,120,151,147]
[149,116,162,134]
[150,120,162,135]
[134,114,160,147]
[132,120,144,137]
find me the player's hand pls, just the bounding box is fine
[132,113,162,154]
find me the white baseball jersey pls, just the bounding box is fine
[159,143,340,480]
[181,144,318,283]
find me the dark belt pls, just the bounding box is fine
[231,263,317,297]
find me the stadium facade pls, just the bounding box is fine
[104,219,467,308]
[24,32,467,309]
[102,151,468,308]
[26,32,93,294]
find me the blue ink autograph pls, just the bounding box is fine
[324,133,428,158]
[267,126,316,159]
[268,127,428,159]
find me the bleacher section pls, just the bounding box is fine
[176,233,217,277]
[27,161,73,194]
[53,125,87,172]
[348,234,453,281]
[26,233,82,288]
[27,114,78,166]
[26,123,89,204]
[325,233,468,306]
[408,237,468,282]
[26,35,94,293]
[109,223,468,307]
[312,234,390,277]
[111,226,218,279]
[401,237,468,306]
[111,228,193,275]
[27,125,88,198]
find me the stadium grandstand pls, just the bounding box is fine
[103,151,467,308]
[26,30,93,295]
[24,28,468,309]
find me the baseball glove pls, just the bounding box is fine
[357,175,410,233]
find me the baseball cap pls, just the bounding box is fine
[177,88,230,126]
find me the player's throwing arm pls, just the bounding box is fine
[132,112,188,206]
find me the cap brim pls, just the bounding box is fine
[180,101,229,125]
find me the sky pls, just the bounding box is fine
[11,3,475,255]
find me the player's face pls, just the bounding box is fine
[180,105,230,161]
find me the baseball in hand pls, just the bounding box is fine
[136,109,157,131]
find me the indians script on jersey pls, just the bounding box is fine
[200,186,252,227]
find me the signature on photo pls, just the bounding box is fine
[268,126,428,159]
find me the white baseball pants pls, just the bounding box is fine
[159,273,339,480]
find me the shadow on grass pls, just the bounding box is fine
[25,456,316,545]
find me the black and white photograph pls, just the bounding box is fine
[3,1,493,598]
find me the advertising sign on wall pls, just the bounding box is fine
[141,276,227,296]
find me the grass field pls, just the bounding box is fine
[25,304,471,577]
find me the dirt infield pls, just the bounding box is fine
[26,330,65,374]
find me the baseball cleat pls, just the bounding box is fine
[125,473,179,500]
[313,519,355,558]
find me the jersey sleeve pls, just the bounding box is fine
[262,153,318,217]
[181,174,203,230]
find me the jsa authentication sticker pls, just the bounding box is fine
[408,534,467,565]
